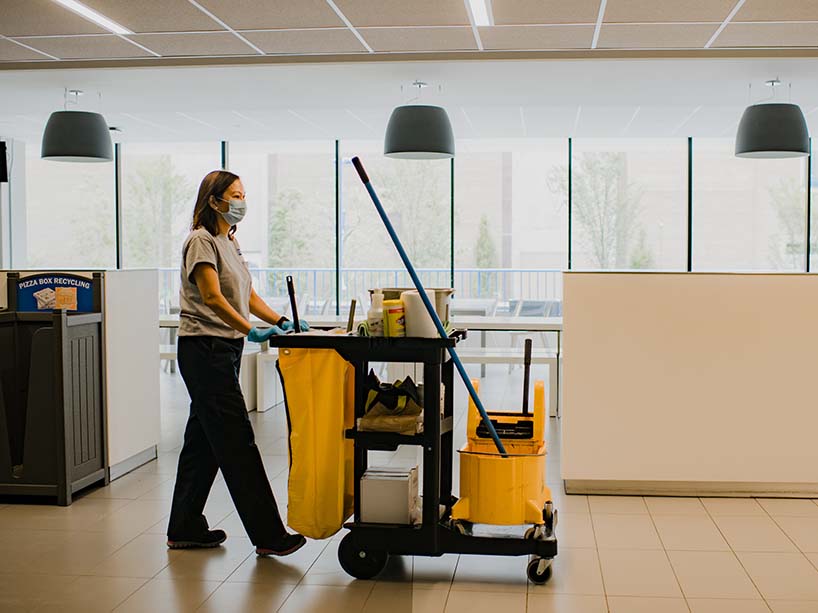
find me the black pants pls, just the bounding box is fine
[167,336,287,546]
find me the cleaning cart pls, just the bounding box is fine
[272,157,557,583]
[267,331,558,584]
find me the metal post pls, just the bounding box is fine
[567,137,573,270]
[807,137,812,272]
[114,143,123,269]
[450,157,455,289]
[335,141,341,314]
[687,137,693,272]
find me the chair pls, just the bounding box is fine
[162,306,180,374]
[507,300,562,372]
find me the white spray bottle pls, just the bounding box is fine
[367,289,385,337]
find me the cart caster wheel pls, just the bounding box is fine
[452,520,473,536]
[338,534,388,580]
[527,557,553,585]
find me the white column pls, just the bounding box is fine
[0,139,27,268]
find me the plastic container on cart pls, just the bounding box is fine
[452,379,552,526]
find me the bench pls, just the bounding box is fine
[159,344,260,412]
[256,349,284,413]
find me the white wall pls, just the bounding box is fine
[563,272,818,494]
[104,269,160,469]
[0,139,26,269]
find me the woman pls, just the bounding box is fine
[167,169,307,557]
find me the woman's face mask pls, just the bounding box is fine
[216,197,247,225]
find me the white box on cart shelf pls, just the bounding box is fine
[360,466,421,525]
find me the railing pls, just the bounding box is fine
[158,268,563,314]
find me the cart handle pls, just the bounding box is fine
[286,275,300,334]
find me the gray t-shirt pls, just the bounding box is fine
[179,228,251,339]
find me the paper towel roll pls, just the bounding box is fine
[401,289,438,338]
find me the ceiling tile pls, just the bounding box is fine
[129,32,257,56]
[684,107,744,136]
[461,106,526,137]
[597,23,716,48]
[625,106,699,136]
[196,0,344,30]
[574,106,638,136]
[242,29,367,54]
[735,0,818,22]
[16,35,152,59]
[523,106,580,136]
[78,0,224,33]
[479,25,594,50]
[492,0,600,25]
[290,109,376,138]
[714,22,818,47]
[0,38,54,61]
[358,27,477,52]
[0,0,107,36]
[604,0,735,23]
[226,109,330,139]
[333,0,470,27]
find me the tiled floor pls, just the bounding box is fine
[2,365,818,611]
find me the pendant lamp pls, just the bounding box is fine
[735,80,809,159]
[42,90,113,162]
[384,104,454,160]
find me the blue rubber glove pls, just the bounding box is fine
[281,319,310,332]
[247,326,285,343]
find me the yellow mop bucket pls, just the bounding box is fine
[451,378,551,526]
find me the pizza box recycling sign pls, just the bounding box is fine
[15,274,94,312]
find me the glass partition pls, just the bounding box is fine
[120,142,221,311]
[228,141,336,315]
[453,139,567,315]
[24,152,115,268]
[693,138,808,271]
[571,138,688,270]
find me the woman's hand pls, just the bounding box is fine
[247,326,286,343]
[281,320,310,332]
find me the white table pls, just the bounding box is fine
[159,314,562,334]
[161,314,564,415]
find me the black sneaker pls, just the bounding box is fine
[256,533,307,557]
[167,529,227,549]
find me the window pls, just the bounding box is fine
[454,139,567,307]
[571,139,688,270]
[339,141,451,308]
[810,140,818,272]
[693,138,808,271]
[24,148,115,269]
[120,142,220,311]
[228,141,336,313]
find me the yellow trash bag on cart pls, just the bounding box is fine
[276,347,354,539]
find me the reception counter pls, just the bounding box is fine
[562,272,818,497]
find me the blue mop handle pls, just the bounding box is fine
[351,157,507,456]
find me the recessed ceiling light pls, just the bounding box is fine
[51,0,132,35]
[467,0,492,27]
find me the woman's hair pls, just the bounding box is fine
[191,169,240,237]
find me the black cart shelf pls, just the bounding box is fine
[267,331,558,582]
